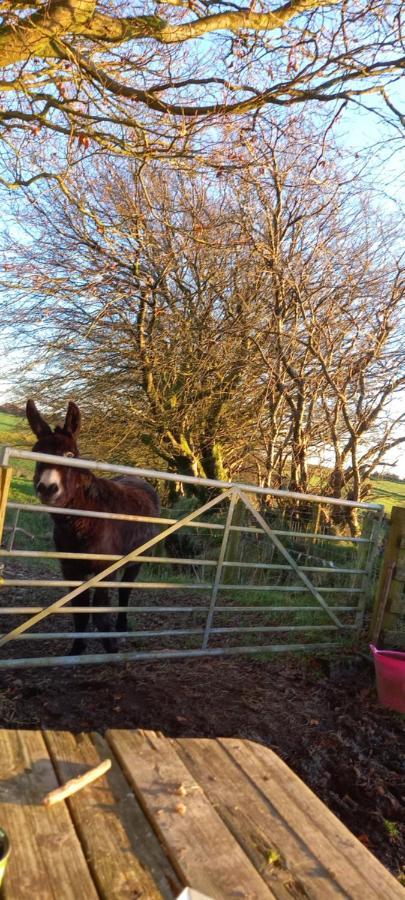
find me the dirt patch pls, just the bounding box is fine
[0,650,404,879]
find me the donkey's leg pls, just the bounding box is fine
[92,586,118,654]
[61,560,90,655]
[70,591,90,656]
[117,563,141,632]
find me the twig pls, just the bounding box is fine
[43,758,111,806]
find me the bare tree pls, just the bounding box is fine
[1,133,403,517]
[0,0,404,185]
[232,133,404,523]
[1,164,255,486]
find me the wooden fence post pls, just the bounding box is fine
[355,509,384,632]
[370,506,405,646]
[0,466,13,547]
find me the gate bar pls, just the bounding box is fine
[0,550,367,574]
[202,491,238,649]
[0,466,12,546]
[1,624,355,641]
[0,642,347,670]
[238,491,343,628]
[0,605,359,614]
[2,580,362,593]
[3,447,383,510]
[0,489,231,647]
[5,502,372,542]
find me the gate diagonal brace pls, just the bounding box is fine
[236,490,343,629]
[0,489,232,648]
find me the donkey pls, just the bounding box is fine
[26,399,161,655]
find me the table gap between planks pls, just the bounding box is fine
[0,728,402,900]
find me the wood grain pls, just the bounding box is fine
[45,729,180,899]
[108,728,274,899]
[176,735,328,899]
[0,729,98,899]
[220,737,405,900]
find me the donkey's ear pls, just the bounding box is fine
[63,401,81,438]
[26,399,52,438]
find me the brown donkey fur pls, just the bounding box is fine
[26,399,160,655]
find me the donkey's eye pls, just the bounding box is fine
[64,451,75,458]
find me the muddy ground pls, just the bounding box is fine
[0,560,404,881]
[0,646,404,881]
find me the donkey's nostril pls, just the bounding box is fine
[38,482,59,497]
[36,468,62,499]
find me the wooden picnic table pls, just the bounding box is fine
[0,728,403,899]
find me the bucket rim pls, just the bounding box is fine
[369,643,405,661]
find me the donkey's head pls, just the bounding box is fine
[26,399,83,506]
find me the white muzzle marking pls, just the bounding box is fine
[37,468,63,503]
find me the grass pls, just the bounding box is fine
[383,820,400,840]
[0,411,35,499]
[0,411,48,557]
[369,479,405,515]
[0,410,31,449]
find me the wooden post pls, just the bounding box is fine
[369,506,405,646]
[355,508,384,632]
[0,466,13,547]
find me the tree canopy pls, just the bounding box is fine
[1,0,404,183]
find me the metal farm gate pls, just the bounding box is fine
[0,447,385,669]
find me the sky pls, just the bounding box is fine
[334,101,404,479]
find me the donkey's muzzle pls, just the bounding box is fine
[37,481,60,500]
[35,467,63,503]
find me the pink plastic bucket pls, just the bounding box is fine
[370,644,405,713]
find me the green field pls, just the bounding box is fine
[368,479,405,515]
[0,410,31,447]
[0,409,404,514]
[0,410,36,501]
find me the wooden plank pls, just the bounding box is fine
[0,729,98,900]
[44,730,180,900]
[220,738,405,900]
[107,729,274,900]
[175,736,336,900]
